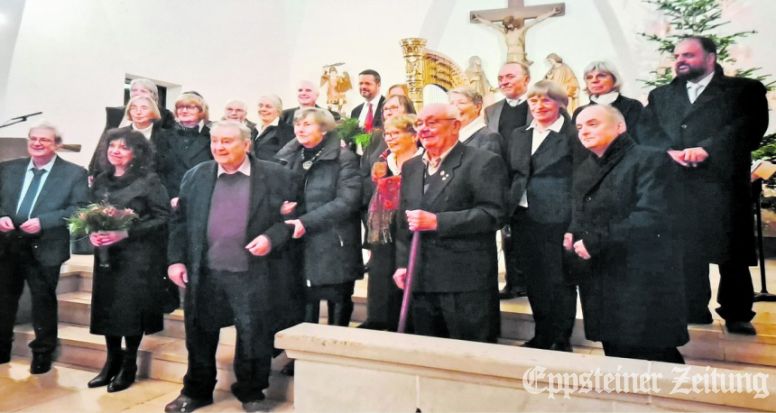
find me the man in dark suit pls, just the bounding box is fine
[164,120,298,413]
[350,69,386,134]
[0,122,89,373]
[484,62,533,299]
[566,104,688,363]
[278,80,341,125]
[392,103,506,342]
[223,99,258,138]
[638,36,769,335]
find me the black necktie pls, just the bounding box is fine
[17,168,47,220]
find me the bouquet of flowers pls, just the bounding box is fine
[67,203,138,268]
[336,117,372,148]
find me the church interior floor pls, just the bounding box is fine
[2,254,776,412]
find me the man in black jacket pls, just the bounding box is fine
[392,103,506,342]
[638,36,769,335]
[0,122,89,373]
[164,120,298,413]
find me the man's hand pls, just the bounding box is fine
[170,197,180,209]
[405,210,437,232]
[667,150,689,167]
[563,233,573,251]
[246,234,272,256]
[573,240,591,260]
[682,147,709,166]
[168,263,188,288]
[393,268,408,289]
[19,218,42,234]
[285,219,306,239]
[371,161,388,181]
[0,216,15,232]
[89,230,128,247]
[280,201,297,216]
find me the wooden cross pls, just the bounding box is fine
[470,0,565,23]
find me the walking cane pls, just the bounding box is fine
[754,179,776,302]
[398,231,421,333]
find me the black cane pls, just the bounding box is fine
[398,231,421,333]
[754,179,776,302]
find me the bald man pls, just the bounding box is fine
[279,80,341,126]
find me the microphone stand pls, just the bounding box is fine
[0,112,43,129]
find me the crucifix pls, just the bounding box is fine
[471,0,565,65]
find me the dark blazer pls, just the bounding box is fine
[637,68,769,263]
[152,123,213,198]
[168,156,298,326]
[572,94,643,136]
[88,124,165,177]
[105,106,175,132]
[279,105,341,126]
[483,99,532,135]
[395,143,506,293]
[506,114,582,221]
[89,171,170,336]
[566,134,689,348]
[275,133,363,286]
[462,126,506,160]
[0,156,89,266]
[253,122,295,161]
[350,96,386,130]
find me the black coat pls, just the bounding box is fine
[89,172,170,336]
[88,124,165,177]
[637,69,769,263]
[396,143,506,293]
[152,123,213,199]
[572,94,643,137]
[462,126,506,160]
[253,122,295,161]
[168,157,298,331]
[566,134,689,348]
[275,133,363,286]
[0,156,89,266]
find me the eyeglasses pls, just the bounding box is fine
[414,118,456,129]
[28,137,55,144]
[177,105,201,111]
[383,104,401,112]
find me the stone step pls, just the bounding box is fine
[11,322,293,403]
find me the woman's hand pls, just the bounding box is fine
[90,230,129,247]
[280,201,297,216]
[371,161,388,181]
[284,219,306,239]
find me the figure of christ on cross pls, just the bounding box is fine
[471,0,565,66]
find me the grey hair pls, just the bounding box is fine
[527,80,569,109]
[124,95,161,123]
[582,61,623,93]
[28,120,62,144]
[129,78,160,105]
[258,95,283,112]
[209,119,251,141]
[579,104,626,128]
[448,86,483,107]
[224,99,247,111]
[293,107,336,132]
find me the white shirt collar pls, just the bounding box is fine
[217,156,251,177]
[27,155,57,172]
[423,142,458,175]
[526,116,565,133]
[258,117,279,134]
[386,148,424,176]
[458,118,487,143]
[590,91,620,105]
[132,123,154,139]
[505,96,526,107]
[687,71,715,90]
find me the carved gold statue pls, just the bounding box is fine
[472,6,560,66]
[320,63,352,115]
[543,53,580,113]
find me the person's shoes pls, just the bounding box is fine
[521,338,550,350]
[107,356,137,392]
[499,285,527,299]
[0,351,10,364]
[725,321,757,336]
[357,321,386,330]
[30,353,52,374]
[549,341,573,352]
[241,394,267,412]
[164,394,213,413]
[88,351,124,388]
[281,360,295,376]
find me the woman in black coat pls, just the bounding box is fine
[88,129,170,392]
[275,107,362,328]
[572,61,643,136]
[252,95,295,161]
[152,92,212,207]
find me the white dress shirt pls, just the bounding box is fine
[686,71,714,104]
[519,116,565,208]
[458,118,487,144]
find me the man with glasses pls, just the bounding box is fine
[392,103,506,342]
[0,122,88,373]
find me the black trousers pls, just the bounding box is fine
[683,249,755,323]
[602,341,685,364]
[502,224,526,290]
[512,212,576,347]
[182,270,271,403]
[411,290,490,342]
[364,243,402,330]
[0,243,60,356]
